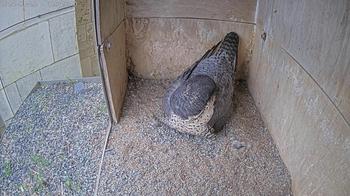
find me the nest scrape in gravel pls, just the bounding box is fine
[98,77,292,195]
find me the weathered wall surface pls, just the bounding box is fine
[75,0,100,77]
[126,0,256,79]
[249,0,350,195]
[127,18,254,79]
[0,1,82,127]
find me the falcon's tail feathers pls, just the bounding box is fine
[216,32,239,63]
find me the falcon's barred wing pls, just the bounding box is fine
[170,75,216,119]
[163,41,221,116]
[178,40,222,81]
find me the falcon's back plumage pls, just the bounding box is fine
[162,32,239,137]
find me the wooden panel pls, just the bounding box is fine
[97,0,127,122]
[126,0,257,23]
[102,22,128,122]
[249,34,350,195]
[255,0,274,29]
[270,0,350,123]
[249,1,350,194]
[126,17,254,79]
[99,0,125,40]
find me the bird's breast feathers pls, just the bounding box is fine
[167,95,216,135]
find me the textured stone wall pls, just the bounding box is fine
[0,1,82,129]
[75,0,100,77]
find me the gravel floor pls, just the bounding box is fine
[98,77,292,195]
[0,79,109,195]
[0,77,292,195]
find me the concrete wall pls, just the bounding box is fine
[249,0,350,195]
[125,0,256,80]
[0,1,82,129]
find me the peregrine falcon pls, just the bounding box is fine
[162,32,239,137]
